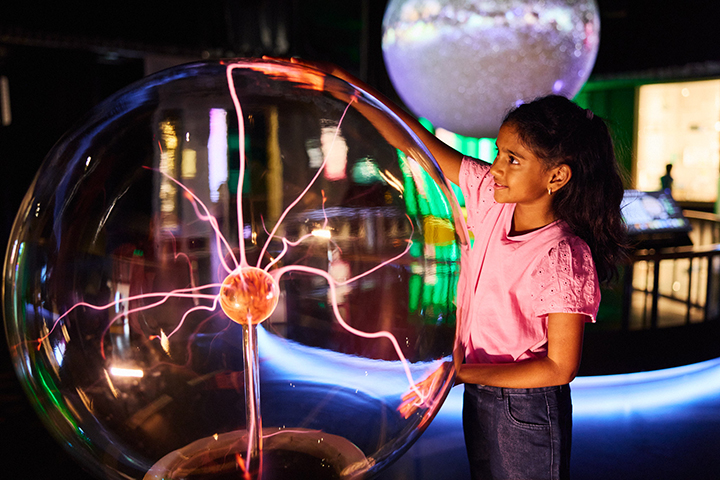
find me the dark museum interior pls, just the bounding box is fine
[3,1,720,479]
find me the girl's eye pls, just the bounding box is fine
[508,156,519,165]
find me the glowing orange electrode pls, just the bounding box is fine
[220,267,279,325]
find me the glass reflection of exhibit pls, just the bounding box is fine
[3,59,465,479]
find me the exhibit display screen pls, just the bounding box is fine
[621,190,691,235]
[621,189,692,249]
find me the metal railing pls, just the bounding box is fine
[624,210,720,330]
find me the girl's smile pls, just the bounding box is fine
[489,123,570,233]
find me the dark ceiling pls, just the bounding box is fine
[2,0,720,79]
[591,0,720,76]
[0,1,372,70]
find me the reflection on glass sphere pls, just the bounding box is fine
[382,0,600,138]
[3,59,465,479]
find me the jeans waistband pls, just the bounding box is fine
[465,383,570,397]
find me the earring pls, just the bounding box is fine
[548,188,552,195]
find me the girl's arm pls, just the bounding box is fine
[287,58,465,185]
[455,312,586,388]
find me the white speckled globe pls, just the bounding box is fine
[382,0,600,138]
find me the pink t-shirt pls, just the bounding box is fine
[457,157,600,364]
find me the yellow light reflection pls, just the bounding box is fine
[110,367,144,378]
[160,329,170,356]
[75,387,94,414]
[181,148,197,179]
[104,369,119,398]
[380,169,404,192]
[311,228,332,239]
[159,119,179,228]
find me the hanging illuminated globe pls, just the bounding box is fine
[382,0,600,138]
[2,59,465,479]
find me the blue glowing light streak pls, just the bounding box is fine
[572,357,720,416]
[258,322,720,418]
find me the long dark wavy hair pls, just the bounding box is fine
[503,95,629,284]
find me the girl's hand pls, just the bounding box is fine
[397,361,453,422]
[261,56,357,86]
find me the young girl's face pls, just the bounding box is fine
[489,123,553,208]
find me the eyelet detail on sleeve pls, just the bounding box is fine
[532,238,600,319]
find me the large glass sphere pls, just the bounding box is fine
[382,0,600,138]
[2,59,465,479]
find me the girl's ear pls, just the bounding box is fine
[549,164,572,191]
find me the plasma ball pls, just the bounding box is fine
[220,267,280,325]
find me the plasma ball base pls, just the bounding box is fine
[145,429,371,480]
[220,267,280,325]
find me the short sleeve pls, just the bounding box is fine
[459,157,495,230]
[530,237,601,322]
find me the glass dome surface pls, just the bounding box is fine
[3,59,465,479]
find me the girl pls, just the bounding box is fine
[450,96,627,480]
[287,58,627,479]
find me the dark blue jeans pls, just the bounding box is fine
[463,383,573,480]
